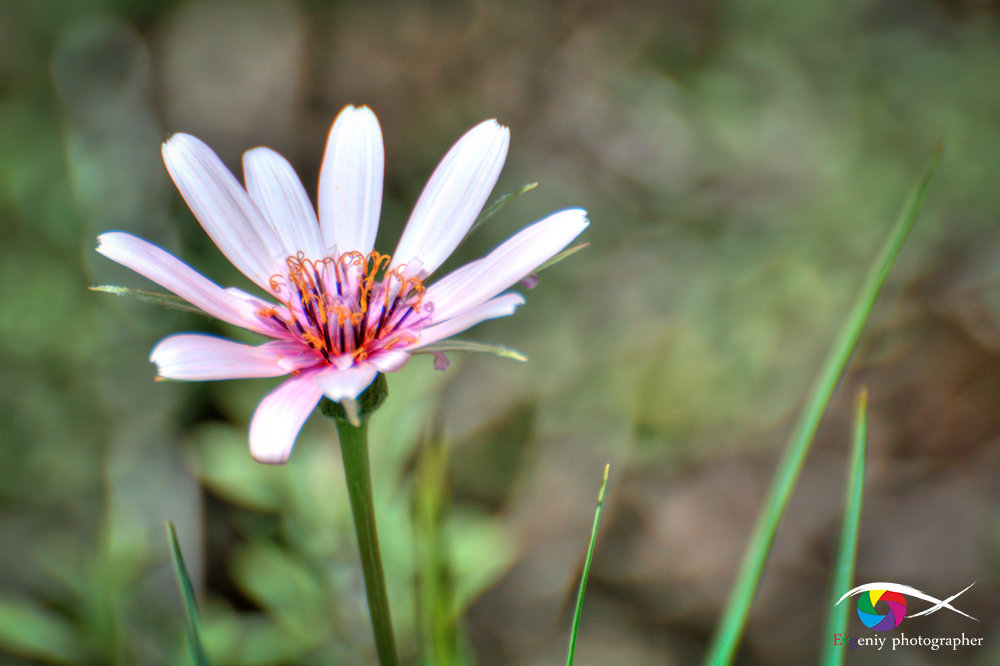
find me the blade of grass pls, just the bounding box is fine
[467,182,538,238]
[417,340,528,362]
[166,522,210,666]
[534,242,589,275]
[567,464,610,666]
[820,388,868,666]
[90,285,208,317]
[704,147,941,666]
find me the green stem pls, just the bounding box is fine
[334,414,399,666]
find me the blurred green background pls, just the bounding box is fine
[3,0,1000,664]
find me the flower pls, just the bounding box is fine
[97,105,588,464]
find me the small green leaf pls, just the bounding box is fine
[462,182,538,242]
[166,522,211,666]
[567,464,610,666]
[90,285,207,317]
[418,340,527,362]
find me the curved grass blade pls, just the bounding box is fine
[704,146,941,666]
[567,464,610,666]
[821,388,868,666]
[166,522,210,666]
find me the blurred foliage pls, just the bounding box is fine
[1,0,1000,664]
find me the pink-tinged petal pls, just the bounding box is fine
[243,147,324,259]
[424,208,588,323]
[259,340,326,373]
[318,106,384,255]
[97,232,276,336]
[162,133,285,291]
[367,350,410,373]
[412,293,525,348]
[391,120,510,276]
[150,334,313,380]
[249,370,325,464]
[313,364,379,402]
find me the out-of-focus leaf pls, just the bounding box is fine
[0,596,81,663]
[229,543,330,642]
[199,605,321,666]
[188,423,285,512]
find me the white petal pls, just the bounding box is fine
[249,370,325,464]
[424,208,588,323]
[318,106,384,254]
[412,293,525,348]
[163,133,285,291]
[243,147,324,259]
[150,334,315,380]
[96,232,277,336]
[367,350,410,373]
[391,120,510,276]
[313,364,379,402]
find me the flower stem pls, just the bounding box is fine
[323,376,398,666]
[335,416,399,665]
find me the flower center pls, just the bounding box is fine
[258,250,429,363]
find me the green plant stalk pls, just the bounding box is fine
[334,416,399,666]
[567,464,610,666]
[821,388,868,666]
[703,148,941,666]
[166,522,210,666]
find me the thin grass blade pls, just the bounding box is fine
[91,285,208,316]
[166,522,210,666]
[417,340,528,362]
[820,388,868,666]
[535,242,589,274]
[467,182,538,238]
[567,464,610,666]
[703,147,941,666]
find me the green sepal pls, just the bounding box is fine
[319,373,389,425]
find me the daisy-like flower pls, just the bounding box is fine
[97,106,587,464]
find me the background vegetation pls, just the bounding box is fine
[2,0,999,663]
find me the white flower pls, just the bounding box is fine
[98,106,588,463]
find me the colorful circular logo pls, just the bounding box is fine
[857,589,907,631]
